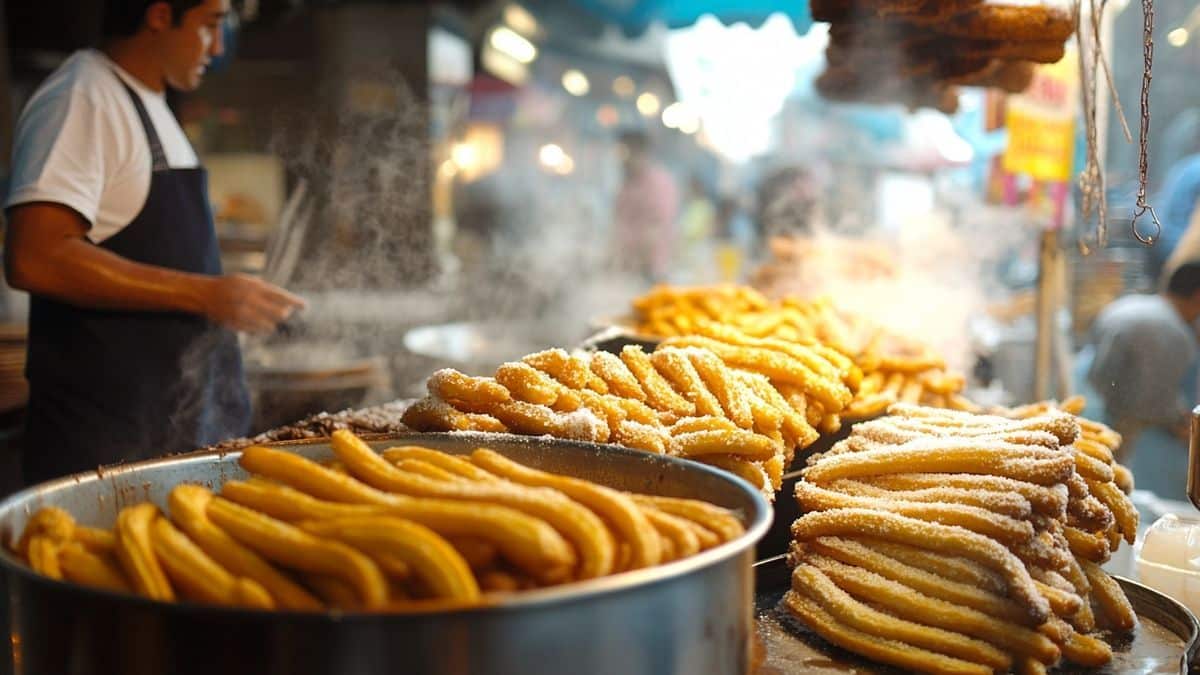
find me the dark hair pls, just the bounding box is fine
[618,130,650,154]
[1167,261,1200,297]
[102,0,205,38]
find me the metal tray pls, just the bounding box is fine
[752,555,1200,674]
[0,433,771,675]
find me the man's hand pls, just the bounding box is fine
[199,274,306,334]
[5,203,305,333]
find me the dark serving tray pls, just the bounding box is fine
[753,555,1200,675]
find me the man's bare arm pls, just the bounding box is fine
[4,202,305,333]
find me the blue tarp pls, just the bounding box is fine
[569,0,812,36]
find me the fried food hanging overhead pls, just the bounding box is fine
[810,0,1075,109]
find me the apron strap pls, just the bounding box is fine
[113,74,169,173]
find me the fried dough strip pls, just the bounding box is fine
[393,459,461,483]
[169,484,321,610]
[220,478,570,582]
[326,433,606,578]
[1061,556,1097,632]
[114,503,174,601]
[733,372,785,436]
[1087,479,1137,544]
[611,420,669,454]
[476,400,609,443]
[427,369,510,405]
[741,371,819,449]
[621,345,695,417]
[804,553,1060,663]
[1082,561,1137,631]
[651,349,725,418]
[470,448,661,570]
[794,482,1033,545]
[662,335,850,411]
[702,455,772,493]
[887,404,1079,446]
[1112,464,1134,494]
[18,507,76,557]
[446,537,499,570]
[791,563,1011,671]
[791,508,1049,622]
[400,396,507,433]
[26,536,63,580]
[523,349,608,393]
[588,350,647,401]
[825,479,1032,518]
[1064,526,1110,562]
[1073,437,1114,464]
[494,362,560,407]
[58,543,130,593]
[804,440,1073,486]
[802,538,1029,624]
[671,429,780,461]
[381,447,502,483]
[300,517,480,602]
[685,348,754,428]
[1031,578,1083,618]
[640,508,702,558]
[671,416,738,435]
[868,473,1068,516]
[207,496,388,609]
[151,517,273,609]
[781,591,992,675]
[628,495,744,543]
[74,526,117,554]
[302,573,360,609]
[1041,617,1112,667]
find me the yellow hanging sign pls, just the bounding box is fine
[1002,51,1080,182]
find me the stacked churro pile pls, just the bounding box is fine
[628,285,974,422]
[786,402,1136,674]
[402,338,856,497]
[14,431,743,611]
[810,0,1075,112]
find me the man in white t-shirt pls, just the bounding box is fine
[4,0,305,484]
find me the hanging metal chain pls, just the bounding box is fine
[1131,0,1161,245]
[1077,0,1105,254]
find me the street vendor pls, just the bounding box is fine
[4,0,304,485]
[1085,262,1200,499]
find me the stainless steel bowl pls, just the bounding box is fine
[0,433,770,675]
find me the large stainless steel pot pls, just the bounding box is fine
[0,433,770,675]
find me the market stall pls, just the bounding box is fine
[3,0,1198,673]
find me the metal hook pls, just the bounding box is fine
[1132,204,1161,245]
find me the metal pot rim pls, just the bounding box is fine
[0,432,772,620]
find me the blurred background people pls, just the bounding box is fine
[612,130,679,282]
[1083,261,1200,499]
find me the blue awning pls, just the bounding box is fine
[569,0,812,36]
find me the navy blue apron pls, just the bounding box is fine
[21,76,250,485]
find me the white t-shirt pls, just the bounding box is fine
[5,49,199,244]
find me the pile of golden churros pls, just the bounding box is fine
[13,431,744,611]
[628,284,975,423]
[786,400,1136,674]
[810,0,1075,111]
[401,336,858,497]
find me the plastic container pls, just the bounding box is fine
[1134,513,1200,617]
